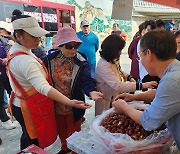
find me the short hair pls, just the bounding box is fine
[113,23,119,27]
[144,20,157,30]
[156,19,165,28]
[140,30,177,60]
[100,34,125,63]
[174,30,180,38]
[138,22,145,35]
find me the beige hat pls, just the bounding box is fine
[12,16,49,37]
[0,21,13,34]
[80,20,89,27]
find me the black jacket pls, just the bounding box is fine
[176,51,180,61]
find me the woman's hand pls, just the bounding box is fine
[142,81,158,89]
[0,58,8,66]
[114,93,135,102]
[8,40,15,46]
[69,100,92,109]
[130,78,136,82]
[90,91,103,101]
[2,58,8,66]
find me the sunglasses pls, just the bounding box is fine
[64,43,80,50]
[83,25,89,28]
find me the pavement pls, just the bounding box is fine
[0,99,96,154]
[0,49,131,154]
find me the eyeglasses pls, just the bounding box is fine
[136,49,148,62]
[64,43,80,50]
[141,49,148,54]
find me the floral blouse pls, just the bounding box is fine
[53,54,74,115]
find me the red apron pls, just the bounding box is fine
[7,51,57,148]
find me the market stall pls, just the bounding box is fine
[67,101,175,154]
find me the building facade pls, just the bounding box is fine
[0,0,179,43]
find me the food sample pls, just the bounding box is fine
[101,112,166,140]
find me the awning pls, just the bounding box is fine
[145,0,180,9]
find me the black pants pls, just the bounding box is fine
[12,104,39,150]
[142,74,160,91]
[0,76,12,122]
[142,74,160,83]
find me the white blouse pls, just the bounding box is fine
[9,43,51,107]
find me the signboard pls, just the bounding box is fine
[4,0,35,4]
[2,0,75,10]
[111,0,133,20]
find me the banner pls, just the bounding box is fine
[111,0,133,20]
[145,0,180,9]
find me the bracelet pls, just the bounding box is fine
[136,83,142,90]
[127,75,133,81]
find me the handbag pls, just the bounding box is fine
[8,51,57,148]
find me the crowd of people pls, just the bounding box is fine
[0,9,180,153]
